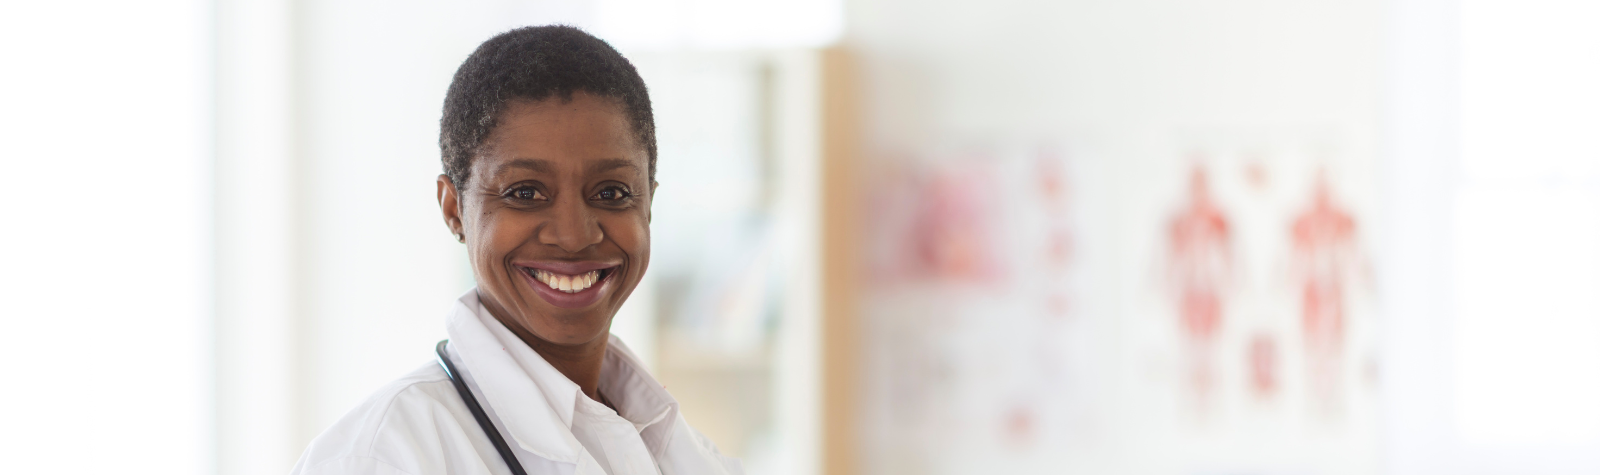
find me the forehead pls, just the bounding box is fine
[474,92,646,180]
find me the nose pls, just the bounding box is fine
[538,194,603,253]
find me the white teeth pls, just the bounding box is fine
[531,268,603,293]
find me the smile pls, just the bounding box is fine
[515,261,621,309]
[526,267,613,293]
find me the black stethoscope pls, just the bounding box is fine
[435,340,529,475]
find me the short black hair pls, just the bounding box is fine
[440,25,655,189]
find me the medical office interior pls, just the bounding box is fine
[4,0,1600,473]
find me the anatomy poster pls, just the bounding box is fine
[858,141,1113,474]
[856,130,1382,475]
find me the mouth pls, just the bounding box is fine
[515,261,621,309]
[526,267,616,294]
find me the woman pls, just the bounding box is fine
[292,26,741,475]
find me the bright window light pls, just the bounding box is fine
[0,1,211,473]
[1455,0,1600,446]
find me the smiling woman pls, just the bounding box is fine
[292,26,740,475]
[444,95,654,353]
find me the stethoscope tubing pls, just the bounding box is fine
[436,340,529,475]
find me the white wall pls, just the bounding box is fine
[215,0,296,473]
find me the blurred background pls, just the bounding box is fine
[3,0,1599,473]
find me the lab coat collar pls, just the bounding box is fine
[446,290,582,462]
[599,336,679,456]
[444,289,680,464]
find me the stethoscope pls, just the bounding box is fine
[435,340,529,475]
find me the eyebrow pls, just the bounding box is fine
[493,158,554,177]
[588,158,642,174]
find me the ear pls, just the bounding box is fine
[647,180,659,224]
[437,174,465,243]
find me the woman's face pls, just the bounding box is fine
[439,92,653,347]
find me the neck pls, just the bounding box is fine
[520,330,608,401]
[480,301,609,401]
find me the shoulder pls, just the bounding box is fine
[292,362,476,475]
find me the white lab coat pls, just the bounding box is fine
[291,289,742,475]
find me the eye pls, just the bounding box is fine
[507,185,546,201]
[593,185,632,202]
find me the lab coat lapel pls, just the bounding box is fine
[445,291,584,464]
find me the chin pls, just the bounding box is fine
[525,307,616,344]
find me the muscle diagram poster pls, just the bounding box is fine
[1119,130,1382,475]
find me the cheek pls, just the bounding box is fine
[469,207,535,271]
[611,215,651,261]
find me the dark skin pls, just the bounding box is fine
[437,91,655,402]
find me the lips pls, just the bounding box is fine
[515,261,620,309]
[528,267,606,293]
